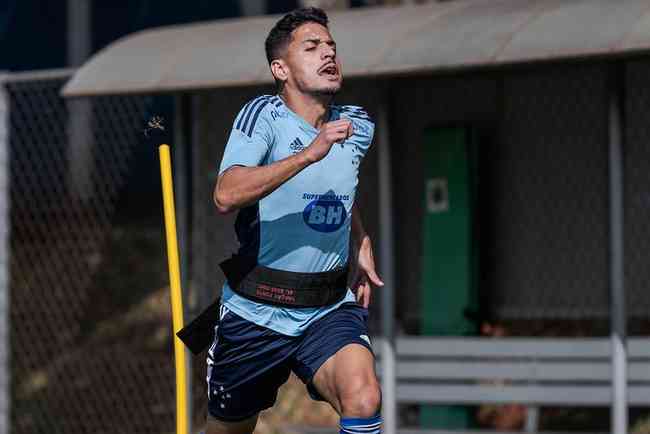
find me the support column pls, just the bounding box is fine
[608,63,627,434]
[66,0,93,200]
[174,93,193,434]
[191,93,212,311]
[0,72,10,434]
[377,99,396,434]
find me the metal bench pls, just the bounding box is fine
[376,336,650,432]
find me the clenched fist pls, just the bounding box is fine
[304,119,353,163]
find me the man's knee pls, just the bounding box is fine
[339,375,382,417]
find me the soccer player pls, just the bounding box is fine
[207,7,383,434]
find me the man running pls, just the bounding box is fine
[207,7,383,434]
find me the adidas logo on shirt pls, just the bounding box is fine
[289,137,305,154]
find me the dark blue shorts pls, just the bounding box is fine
[206,302,374,422]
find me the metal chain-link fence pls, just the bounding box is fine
[492,64,610,321]
[625,60,650,328]
[5,70,181,434]
[388,62,650,336]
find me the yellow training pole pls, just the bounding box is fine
[159,144,189,434]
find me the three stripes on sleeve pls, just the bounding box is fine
[234,95,283,137]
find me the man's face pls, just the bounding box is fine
[282,23,342,96]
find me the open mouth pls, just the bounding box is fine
[319,64,338,77]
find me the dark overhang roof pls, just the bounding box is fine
[63,0,650,97]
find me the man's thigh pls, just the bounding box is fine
[207,307,294,423]
[311,343,377,414]
[291,303,377,412]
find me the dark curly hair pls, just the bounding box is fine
[265,7,329,65]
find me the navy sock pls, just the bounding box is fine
[339,414,382,434]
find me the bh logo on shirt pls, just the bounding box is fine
[302,193,348,232]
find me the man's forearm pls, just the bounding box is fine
[214,118,351,214]
[350,204,369,248]
[214,151,312,213]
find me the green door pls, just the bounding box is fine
[420,127,478,429]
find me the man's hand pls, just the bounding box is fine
[304,119,353,163]
[349,235,384,308]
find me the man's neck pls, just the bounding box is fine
[281,90,332,129]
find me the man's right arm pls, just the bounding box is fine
[214,153,310,214]
[214,118,352,214]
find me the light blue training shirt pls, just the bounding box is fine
[217,94,375,336]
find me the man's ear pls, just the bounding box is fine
[270,59,289,84]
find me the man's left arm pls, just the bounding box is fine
[349,203,384,308]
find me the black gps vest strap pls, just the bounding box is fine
[176,256,350,355]
[176,300,220,355]
[219,255,349,308]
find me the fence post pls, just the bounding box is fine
[608,63,627,434]
[66,0,94,201]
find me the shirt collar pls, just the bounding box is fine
[274,95,337,133]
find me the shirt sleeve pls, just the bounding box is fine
[218,96,274,175]
[339,105,375,160]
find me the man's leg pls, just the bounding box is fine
[292,303,381,432]
[205,414,259,434]
[311,343,381,417]
[205,308,294,434]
